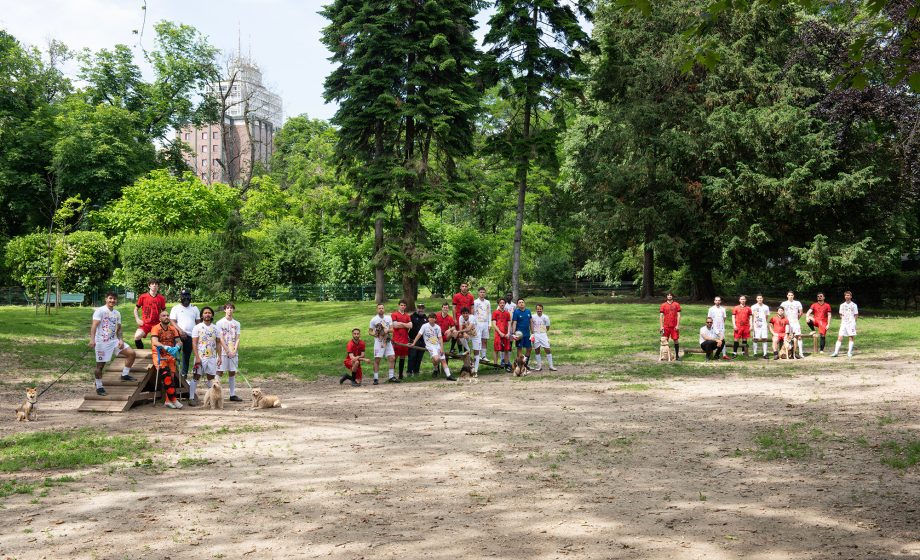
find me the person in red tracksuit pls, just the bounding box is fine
[732,295,753,357]
[805,292,833,353]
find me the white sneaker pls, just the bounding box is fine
[847,353,853,358]
[164,400,177,409]
[532,366,542,371]
[830,353,838,357]
[548,366,558,371]
[173,399,183,409]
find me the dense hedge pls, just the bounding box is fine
[120,232,219,297]
[4,231,112,298]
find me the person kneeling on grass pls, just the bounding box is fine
[699,317,725,361]
[89,292,137,396]
[412,314,457,382]
[341,328,367,386]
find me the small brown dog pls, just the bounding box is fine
[203,379,223,409]
[251,388,282,409]
[16,387,38,422]
[512,355,529,377]
[779,337,792,360]
[458,364,476,384]
[658,336,674,362]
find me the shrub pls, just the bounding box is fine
[4,232,113,298]
[120,232,218,298]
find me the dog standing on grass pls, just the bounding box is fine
[658,336,674,362]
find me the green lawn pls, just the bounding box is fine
[1,299,918,382]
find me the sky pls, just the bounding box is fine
[0,0,498,125]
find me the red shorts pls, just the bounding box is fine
[393,339,409,357]
[814,320,828,335]
[494,333,510,352]
[733,325,750,340]
[662,326,679,341]
[343,359,363,380]
[139,322,157,335]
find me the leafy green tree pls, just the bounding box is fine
[482,0,593,299]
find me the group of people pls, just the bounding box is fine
[340,283,557,386]
[89,280,242,408]
[659,290,860,361]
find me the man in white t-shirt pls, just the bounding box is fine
[707,297,729,359]
[531,304,556,371]
[169,289,200,379]
[369,303,398,385]
[412,314,457,381]
[215,303,243,402]
[458,307,481,376]
[190,306,222,406]
[473,287,491,359]
[699,317,725,361]
[750,294,770,358]
[831,291,859,358]
[780,291,805,359]
[89,292,137,396]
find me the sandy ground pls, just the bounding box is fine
[1,353,920,560]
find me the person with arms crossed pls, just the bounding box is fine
[391,300,412,380]
[699,317,725,361]
[133,279,165,349]
[732,295,753,357]
[531,303,557,371]
[412,314,457,381]
[659,292,682,360]
[369,303,398,384]
[805,292,833,354]
[169,289,200,379]
[708,296,730,359]
[751,294,770,358]
[473,288,492,361]
[341,328,367,386]
[89,292,137,396]
[510,298,534,363]
[780,291,805,359]
[492,297,512,367]
[407,303,428,377]
[216,303,243,401]
[769,307,791,360]
[190,306,221,406]
[831,291,859,358]
[151,310,183,409]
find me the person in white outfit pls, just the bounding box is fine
[831,291,859,357]
[707,297,729,359]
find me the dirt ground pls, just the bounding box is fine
[2,353,920,560]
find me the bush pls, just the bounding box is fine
[4,232,113,298]
[265,221,321,285]
[120,232,218,298]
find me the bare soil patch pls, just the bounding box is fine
[2,354,920,559]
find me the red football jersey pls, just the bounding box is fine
[435,312,456,334]
[491,309,511,334]
[810,302,831,324]
[659,301,681,328]
[452,292,475,319]
[769,316,789,335]
[137,292,166,325]
[733,305,752,328]
[390,312,411,344]
[346,339,366,359]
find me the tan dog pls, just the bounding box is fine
[779,337,792,360]
[457,364,476,384]
[16,387,38,422]
[512,355,529,377]
[203,379,223,410]
[658,336,674,362]
[251,388,282,409]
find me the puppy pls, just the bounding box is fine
[458,364,475,384]
[16,387,38,422]
[251,388,282,409]
[779,337,792,360]
[658,336,674,362]
[512,355,529,377]
[203,379,223,410]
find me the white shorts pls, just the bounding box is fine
[426,343,443,360]
[533,333,550,349]
[839,323,857,337]
[219,355,239,372]
[713,327,725,339]
[465,335,481,352]
[476,323,489,340]
[374,339,395,358]
[95,339,126,363]
[753,325,769,340]
[787,320,802,335]
[198,356,218,376]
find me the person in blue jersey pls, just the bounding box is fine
[510,297,534,365]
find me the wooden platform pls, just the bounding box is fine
[77,349,188,412]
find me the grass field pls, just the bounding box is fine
[1,298,918,383]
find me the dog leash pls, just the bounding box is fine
[36,346,92,400]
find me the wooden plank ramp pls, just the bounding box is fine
[77,349,188,413]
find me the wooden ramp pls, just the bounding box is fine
[77,349,188,412]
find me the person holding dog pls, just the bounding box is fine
[806,292,832,353]
[698,317,725,361]
[151,309,184,409]
[369,303,398,385]
[659,292,682,360]
[769,306,791,360]
[780,291,805,358]
[341,328,367,386]
[89,292,137,396]
[458,307,482,376]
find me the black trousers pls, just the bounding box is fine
[408,345,426,373]
[179,333,193,376]
[700,340,723,359]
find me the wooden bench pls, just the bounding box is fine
[679,332,818,358]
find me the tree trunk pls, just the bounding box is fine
[512,27,536,302]
[691,268,715,301]
[374,216,386,304]
[641,235,655,299]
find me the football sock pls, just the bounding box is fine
[848,340,854,355]
[188,379,197,396]
[122,366,131,376]
[374,371,380,380]
[388,368,395,379]
[474,355,480,371]
[798,339,804,356]
[534,354,543,368]
[820,336,826,351]
[228,376,236,396]
[398,358,405,377]
[673,343,680,356]
[95,379,103,389]
[742,342,747,355]
[135,338,143,349]
[833,340,842,355]
[752,342,758,354]
[443,365,451,377]
[547,354,554,368]
[733,341,739,353]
